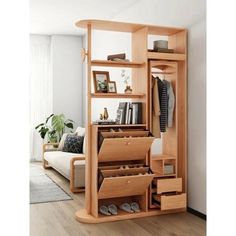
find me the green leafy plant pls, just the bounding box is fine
[35,114,74,143]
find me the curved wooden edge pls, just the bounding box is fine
[75,208,186,224]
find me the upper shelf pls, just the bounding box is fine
[147,52,186,61]
[76,19,185,36]
[91,60,145,68]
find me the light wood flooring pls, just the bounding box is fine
[30,163,206,236]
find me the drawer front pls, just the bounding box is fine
[98,137,154,162]
[161,193,186,210]
[157,178,182,194]
[98,174,155,199]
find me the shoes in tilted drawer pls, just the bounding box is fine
[98,130,155,162]
[154,178,187,210]
[97,166,155,199]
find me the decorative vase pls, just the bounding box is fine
[103,108,109,120]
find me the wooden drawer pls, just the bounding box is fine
[161,193,186,210]
[98,173,155,199]
[156,178,182,194]
[98,136,154,162]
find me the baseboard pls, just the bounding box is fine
[187,207,206,220]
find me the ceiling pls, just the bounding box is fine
[30,0,140,35]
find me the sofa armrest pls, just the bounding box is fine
[70,156,85,193]
[43,143,59,152]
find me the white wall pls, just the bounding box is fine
[51,35,83,129]
[84,0,206,214]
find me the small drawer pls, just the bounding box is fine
[156,178,182,194]
[161,193,186,210]
[98,173,155,199]
[98,136,154,162]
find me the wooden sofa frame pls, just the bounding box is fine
[43,143,85,193]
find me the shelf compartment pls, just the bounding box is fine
[156,178,182,194]
[161,193,186,210]
[91,60,145,68]
[98,136,155,162]
[91,93,145,99]
[147,51,186,61]
[98,174,154,199]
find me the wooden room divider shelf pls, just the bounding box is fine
[75,19,187,223]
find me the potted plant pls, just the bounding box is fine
[35,114,74,143]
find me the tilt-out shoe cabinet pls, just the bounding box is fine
[75,19,187,223]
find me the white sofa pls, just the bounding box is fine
[43,127,86,193]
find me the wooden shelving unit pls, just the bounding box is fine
[75,19,187,224]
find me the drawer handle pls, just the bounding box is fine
[127,180,131,184]
[126,142,131,145]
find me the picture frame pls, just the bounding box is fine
[93,71,110,93]
[107,81,117,93]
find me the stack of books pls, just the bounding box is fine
[116,102,142,124]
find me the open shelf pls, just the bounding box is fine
[147,51,186,61]
[91,93,145,99]
[91,60,145,68]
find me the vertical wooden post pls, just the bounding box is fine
[85,23,92,213]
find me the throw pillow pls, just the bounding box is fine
[63,134,84,153]
[57,133,68,151]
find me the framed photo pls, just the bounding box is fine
[107,81,117,93]
[93,71,110,93]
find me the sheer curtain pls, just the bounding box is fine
[30,35,52,161]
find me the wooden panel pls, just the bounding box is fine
[161,193,186,210]
[147,52,186,61]
[98,137,154,162]
[91,93,145,99]
[91,60,145,68]
[76,19,184,35]
[100,130,149,138]
[169,30,187,193]
[98,174,154,199]
[91,125,98,217]
[156,178,182,194]
[132,26,148,128]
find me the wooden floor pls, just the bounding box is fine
[30,163,206,236]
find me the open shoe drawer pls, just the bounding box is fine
[98,136,154,162]
[161,193,186,210]
[156,178,182,194]
[98,172,155,199]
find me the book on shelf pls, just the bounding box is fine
[116,102,142,124]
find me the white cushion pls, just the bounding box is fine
[44,151,85,187]
[76,127,85,136]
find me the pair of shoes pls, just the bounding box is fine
[99,204,118,216]
[119,202,140,213]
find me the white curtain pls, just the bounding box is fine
[30,35,52,161]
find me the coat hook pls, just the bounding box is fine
[81,48,88,62]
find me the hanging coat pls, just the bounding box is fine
[152,76,161,138]
[157,77,168,132]
[163,79,175,127]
